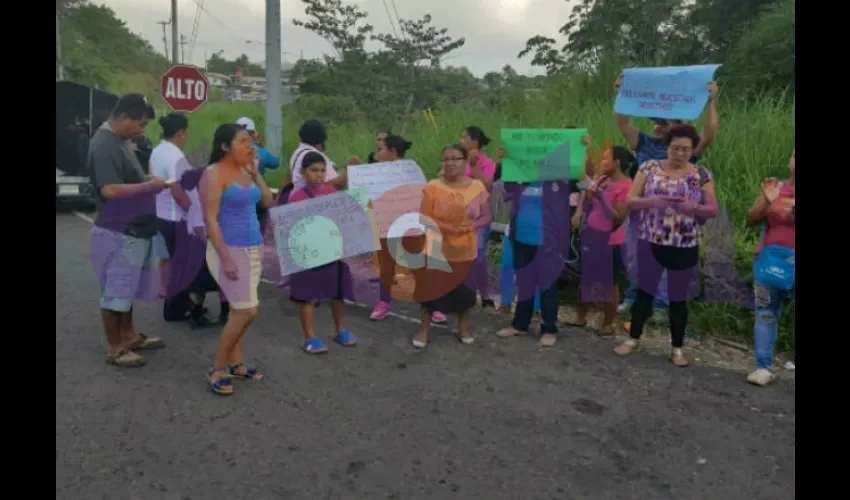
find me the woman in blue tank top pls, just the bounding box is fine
[202,124,275,395]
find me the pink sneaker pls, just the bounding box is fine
[431,311,447,324]
[370,301,391,321]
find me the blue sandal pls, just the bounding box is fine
[228,362,263,380]
[333,330,357,346]
[302,337,328,354]
[207,368,234,395]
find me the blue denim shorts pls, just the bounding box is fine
[93,228,160,312]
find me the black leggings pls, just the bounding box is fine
[629,242,699,348]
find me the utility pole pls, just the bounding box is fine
[265,0,282,156]
[56,13,65,81]
[179,34,188,64]
[170,0,179,65]
[157,20,170,59]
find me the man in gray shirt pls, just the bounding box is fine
[89,94,170,367]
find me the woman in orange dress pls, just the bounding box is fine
[412,144,492,348]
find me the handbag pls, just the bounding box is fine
[754,221,795,290]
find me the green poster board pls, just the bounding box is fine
[500,128,588,182]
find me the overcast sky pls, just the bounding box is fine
[105,0,575,76]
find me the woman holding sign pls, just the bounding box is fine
[744,150,795,386]
[614,124,718,367]
[412,144,492,348]
[368,135,445,322]
[202,124,276,395]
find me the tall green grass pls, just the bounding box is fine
[148,92,795,347]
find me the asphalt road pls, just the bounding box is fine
[56,209,795,500]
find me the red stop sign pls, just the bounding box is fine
[160,65,209,113]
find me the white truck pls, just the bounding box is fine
[55,81,118,206]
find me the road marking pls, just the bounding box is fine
[69,211,447,329]
[72,211,95,224]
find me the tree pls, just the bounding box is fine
[517,0,793,94]
[291,0,473,125]
[371,14,465,67]
[517,35,566,75]
[723,0,794,93]
[58,0,168,89]
[291,0,373,61]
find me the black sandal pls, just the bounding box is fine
[228,363,263,380]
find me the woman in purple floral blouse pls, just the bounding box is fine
[613,124,719,366]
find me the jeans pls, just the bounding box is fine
[753,276,795,370]
[498,236,540,311]
[510,240,558,334]
[472,225,492,299]
[513,284,558,334]
[622,215,669,311]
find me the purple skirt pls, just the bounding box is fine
[288,261,355,303]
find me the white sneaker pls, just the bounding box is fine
[747,368,776,386]
[783,361,795,371]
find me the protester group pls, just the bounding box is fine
[86,75,795,396]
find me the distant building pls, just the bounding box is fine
[207,62,301,105]
[205,72,231,87]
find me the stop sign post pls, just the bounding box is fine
[160,65,209,113]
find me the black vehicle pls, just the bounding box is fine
[55,81,118,205]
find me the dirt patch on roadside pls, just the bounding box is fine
[555,304,795,381]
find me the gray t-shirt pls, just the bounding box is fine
[88,125,157,238]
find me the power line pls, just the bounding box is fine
[187,0,261,46]
[187,0,204,62]
[380,0,400,38]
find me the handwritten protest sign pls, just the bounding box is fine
[500,128,588,182]
[348,160,427,200]
[370,184,425,238]
[615,64,721,120]
[347,186,370,210]
[268,191,374,276]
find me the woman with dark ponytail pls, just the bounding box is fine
[459,126,497,310]
[564,146,635,335]
[368,135,445,323]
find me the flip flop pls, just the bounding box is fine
[496,327,526,338]
[457,333,475,345]
[333,330,357,346]
[129,333,165,350]
[539,333,557,347]
[302,337,328,355]
[106,349,146,367]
